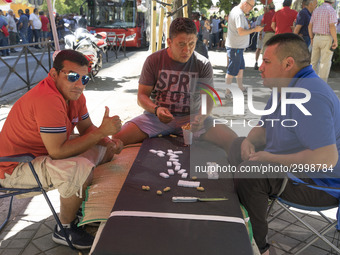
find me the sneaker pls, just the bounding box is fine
[52,218,94,249]
[254,62,258,70]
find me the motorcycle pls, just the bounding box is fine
[64,25,108,77]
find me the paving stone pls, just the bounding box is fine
[269,232,301,254]
[44,245,86,255]
[34,224,53,239]
[15,230,37,239]
[32,233,58,251]
[0,238,11,248]
[44,218,57,230]
[7,238,30,249]
[0,248,21,255]
[22,243,41,255]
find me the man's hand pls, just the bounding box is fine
[108,138,124,155]
[240,138,255,161]
[191,114,205,132]
[331,40,338,50]
[156,107,174,124]
[248,151,273,162]
[253,26,264,33]
[98,106,122,136]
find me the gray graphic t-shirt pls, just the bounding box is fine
[139,49,213,115]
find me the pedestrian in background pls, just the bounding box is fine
[39,11,49,48]
[18,9,28,44]
[0,9,9,56]
[7,9,18,53]
[78,14,87,28]
[309,0,338,81]
[271,0,297,34]
[261,2,275,54]
[294,0,318,47]
[254,12,264,70]
[225,0,263,99]
[25,9,32,44]
[29,8,42,49]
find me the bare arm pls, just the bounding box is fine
[237,26,263,36]
[308,22,313,45]
[137,84,174,123]
[249,144,338,169]
[240,126,266,161]
[271,22,276,33]
[40,107,121,159]
[293,24,302,35]
[329,23,338,50]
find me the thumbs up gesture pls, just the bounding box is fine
[99,106,122,136]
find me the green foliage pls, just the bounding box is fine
[40,0,85,15]
[331,34,340,69]
[216,0,240,14]
[191,0,213,10]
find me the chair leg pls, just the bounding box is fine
[28,162,77,251]
[0,196,13,232]
[275,200,340,254]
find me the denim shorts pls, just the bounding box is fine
[226,48,245,76]
[41,31,49,39]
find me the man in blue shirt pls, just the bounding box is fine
[18,9,29,44]
[294,0,317,47]
[229,33,340,255]
[0,11,8,56]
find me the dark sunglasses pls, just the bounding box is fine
[60,70,90,85]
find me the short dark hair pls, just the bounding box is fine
[283,0,292,6]
[53,50,89,72]
[33,8,38,13]
[39,11,44,15]
[265,33,310,68]
[169,17,197,39]
[18,9,23,14]
[25,9,29,14]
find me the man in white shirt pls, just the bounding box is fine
[29,8,42,49]
[225,0,263,98]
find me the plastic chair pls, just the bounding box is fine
[0,154,76,250]
[267,176,340,254]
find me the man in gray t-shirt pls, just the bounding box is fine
[225,0,263,99]
[115,18,237,154]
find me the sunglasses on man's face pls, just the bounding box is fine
[60,70,90,85]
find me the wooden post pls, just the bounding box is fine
[182,0,188,18]
[151,0,157,53]
[157,6,165,51]
[165,0,171,48]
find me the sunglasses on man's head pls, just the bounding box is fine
[59,70,90,85]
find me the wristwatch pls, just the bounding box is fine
[154,106,160,116]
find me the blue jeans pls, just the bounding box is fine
[0,36,9,55]
[303,35,311,47]
[19,30,28,44]
[32,29,41,45]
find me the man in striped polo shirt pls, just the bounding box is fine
[0,50,123,249]
[308,0,338,81]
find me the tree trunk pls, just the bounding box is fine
[172,0,183,19]
[292,0,303,11]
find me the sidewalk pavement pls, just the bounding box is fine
[0,48,340,255]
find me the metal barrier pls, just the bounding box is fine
[0,40,126,106]
[0,42,54,104]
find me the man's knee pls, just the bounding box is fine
[114,122,148,145]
